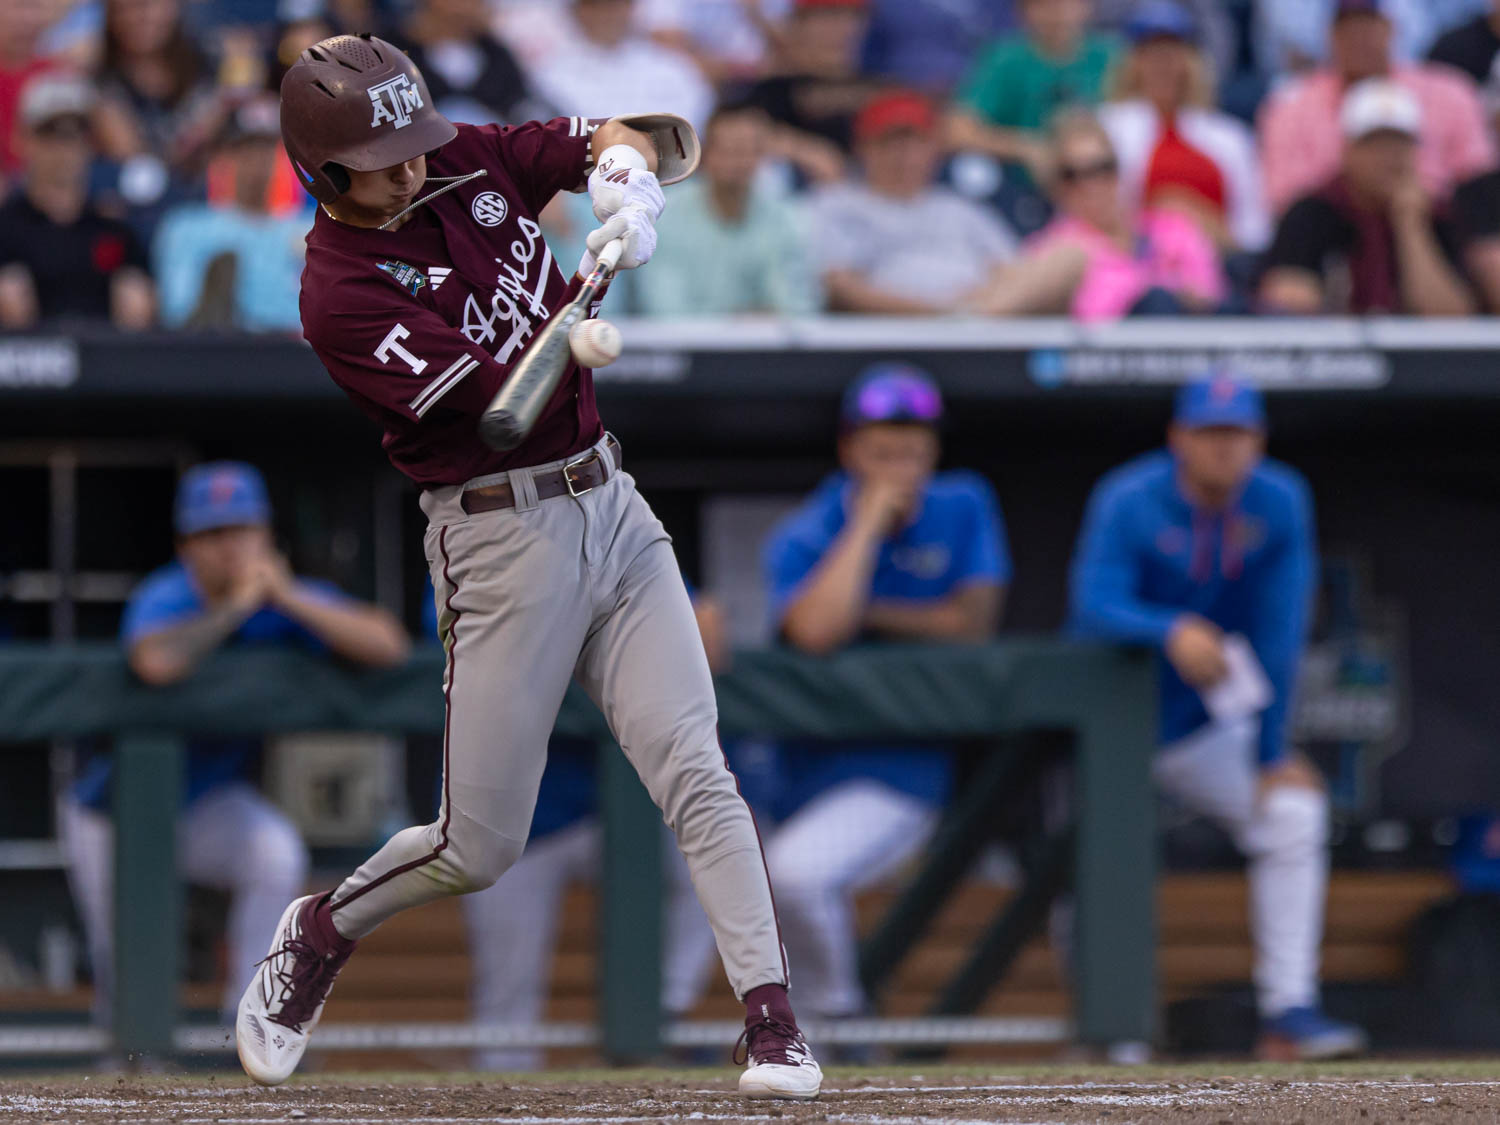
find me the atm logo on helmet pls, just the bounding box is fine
[368,74,423,130]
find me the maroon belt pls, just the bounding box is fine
[461,437,622,515]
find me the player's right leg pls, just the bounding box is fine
[573,483,820,1099]
[1153,720,1366,1060]
[236,487,595,1085]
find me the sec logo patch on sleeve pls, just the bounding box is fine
[471,192,510,227]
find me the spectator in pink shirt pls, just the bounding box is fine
[1024,109,1227,321]
[1258,0,1496,217]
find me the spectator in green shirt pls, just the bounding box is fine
[637,103,822,317]
[947,0,1120,181]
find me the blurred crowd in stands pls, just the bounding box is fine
[5,0,1500,331]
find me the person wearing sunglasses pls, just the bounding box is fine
[1024,106,1227,320]
[760,364,1010,1033]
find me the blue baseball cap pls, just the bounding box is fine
[840,363,944,431]
[1173,375,1266,430]
[1125,0,1199,43]
[174,461,272,536]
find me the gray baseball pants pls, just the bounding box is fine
[326,435,788,1000]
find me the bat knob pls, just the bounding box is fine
[478,409,525,451]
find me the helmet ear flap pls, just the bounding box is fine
[323,162,351,196]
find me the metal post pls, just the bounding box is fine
[1071,656,1158,1048]
[113,734,183,1063]
[598,741,661,1062]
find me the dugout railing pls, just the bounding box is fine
[0,642,1155,1064]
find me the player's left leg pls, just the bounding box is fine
[571,475,820,1100]
[1153,720,1365,1059]
[177,783,310,1021]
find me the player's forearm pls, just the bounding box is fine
[823,271,940,315]
[865,584,1003,643]
[1072,586,1182,647]
[591,120,660,174]
[129,607,255,684]
[1393,217,1475,315]
[274,588,412,667]
[945,110,1038,164]
[781,521,885,655]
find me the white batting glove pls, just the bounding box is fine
[588,148,666,224]
[581,204,658,272]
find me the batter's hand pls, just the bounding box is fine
[588,162,665,224]
[1165,614,1228,687]
[584,204,658,271]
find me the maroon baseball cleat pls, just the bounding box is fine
[735,1009,823,1100]
[236,894,356,1085]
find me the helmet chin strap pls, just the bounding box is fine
[320,169,489,230]
[376,169,488,231]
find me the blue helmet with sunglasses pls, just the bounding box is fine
[840,363,944,432]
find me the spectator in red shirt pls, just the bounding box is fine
[1259,79,1477,316]
[0,72,156,330]
[1024,108,1227,320]
[0,0,62,180]
[1258,0,1496,216]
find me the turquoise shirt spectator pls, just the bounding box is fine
[152,205,310,332]
[636,178,821,316]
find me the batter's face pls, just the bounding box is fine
[332,156,427,228]
[839,423,941,494]
[178,524,272,598]
[1169,423,1265,502]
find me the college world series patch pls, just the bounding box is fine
[377,259,427,295]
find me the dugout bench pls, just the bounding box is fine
[0,641,1155,1064]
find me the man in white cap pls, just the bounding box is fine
[1258,0,1494,216]
[0,72,155,330]
[1258,78,1476,316]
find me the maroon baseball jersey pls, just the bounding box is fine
[300,116,610,487]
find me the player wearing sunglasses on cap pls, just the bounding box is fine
[759,365,1011,1032]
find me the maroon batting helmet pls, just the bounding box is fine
[279,34,456,203]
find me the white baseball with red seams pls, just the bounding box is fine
[569,318,622,368]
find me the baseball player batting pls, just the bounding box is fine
[238,34,820,1100]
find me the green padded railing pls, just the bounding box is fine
[0,641,1156,1062]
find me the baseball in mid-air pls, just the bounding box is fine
[569,317,622,368]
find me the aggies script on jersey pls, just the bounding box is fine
[299,116,610,487]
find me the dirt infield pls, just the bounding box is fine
[6,1063,1500,1124]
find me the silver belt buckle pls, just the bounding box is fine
[564,450,602,497]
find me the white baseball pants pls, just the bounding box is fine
[325,438,788,1003]
[59,782,309,1023]
[1153,717,1329,1017]
[764,779,939,1017]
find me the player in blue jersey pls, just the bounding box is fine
[762,364,1009,1023]
[58,463,409,1026]
[1069,375,1366,1060]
